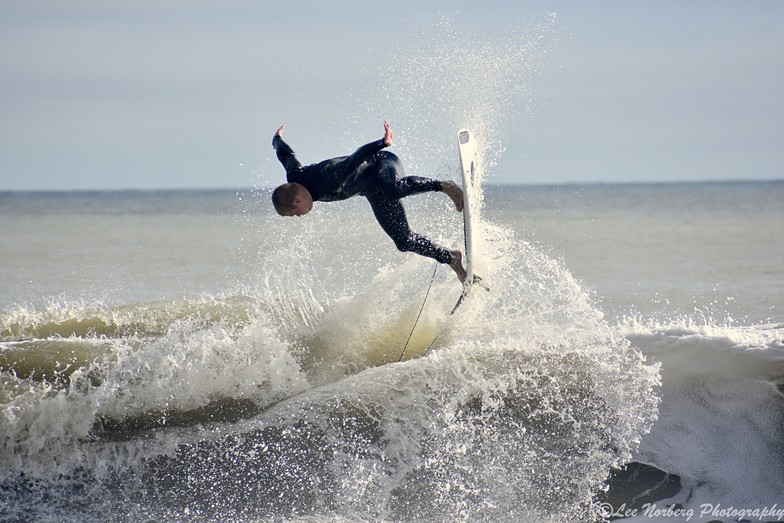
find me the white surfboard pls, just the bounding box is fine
[402,129,486,359]
[452,128,485,313]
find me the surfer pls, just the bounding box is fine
[271,121,468,283]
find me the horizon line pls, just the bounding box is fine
[2,177,782,194]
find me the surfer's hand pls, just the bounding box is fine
[383,120,393,146]
[272,125,285,148]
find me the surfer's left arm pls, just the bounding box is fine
[271,125,303,177]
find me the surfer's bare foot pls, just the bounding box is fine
[449,249,467,284]
[442,181,464,212]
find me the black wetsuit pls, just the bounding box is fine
[273,134,453,264]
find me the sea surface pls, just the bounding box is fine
[1,181,782,522]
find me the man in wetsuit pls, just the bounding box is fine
[271,121,468,283]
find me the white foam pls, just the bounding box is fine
[623,319,784,510]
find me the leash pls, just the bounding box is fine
[398,262,439,362]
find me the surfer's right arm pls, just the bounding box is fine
[272,125,303,176]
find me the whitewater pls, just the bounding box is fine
[2,15,783,523]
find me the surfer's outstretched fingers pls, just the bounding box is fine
[442,181,464,212]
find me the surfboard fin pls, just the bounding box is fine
[450,274,490,314]
[472,274,490,292]
[451,292,468,315]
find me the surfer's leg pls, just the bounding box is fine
[376,153,463,211]
[448,249,467,284]
[366,191,453,265]
[440,180,464,212]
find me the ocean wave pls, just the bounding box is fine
[0,216,661,522]
[0,294,257,341]
[619,319,784,512]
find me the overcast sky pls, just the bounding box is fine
[1,0,782,190]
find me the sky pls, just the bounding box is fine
[1,0,782,190]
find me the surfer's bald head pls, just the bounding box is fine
[272,183,313,217]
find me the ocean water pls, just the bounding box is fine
[1,180,782,523]
[2,15,783,523]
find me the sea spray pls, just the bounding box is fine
[361,14,564,183]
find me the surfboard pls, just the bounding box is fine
[452,128,484,314]
[400,129,485,360]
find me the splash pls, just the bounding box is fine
[361,14,563,182]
